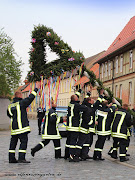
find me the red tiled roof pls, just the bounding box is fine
[74,76,89,86]
[97,16,135,62]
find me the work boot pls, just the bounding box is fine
[31,144,43,157]
[9,159,18,163]
[120,157,129,162]
[18,159,31,163]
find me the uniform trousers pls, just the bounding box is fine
[9,132,28,161]
[82,132,94,156]
[38,118,42,134]
[68,131,79,156]
[111,137,128,160]
[93,135,106,158]
[34,139,61,158]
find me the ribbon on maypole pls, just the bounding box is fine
[40,75,43,108]
[55,76,61,103]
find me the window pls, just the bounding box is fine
[108,61,111,76]
[102,64,104,78]
[120,84,122,99]
[129,82,132,104]
[120,55,123,72]
[129,50,133,69]
[105,62,107,77]
[115,85,118,97]
[115,56,118,74]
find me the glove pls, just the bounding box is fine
[34,88,38,93]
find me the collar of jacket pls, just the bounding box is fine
[70,100,80,104]
[13,97,22,102]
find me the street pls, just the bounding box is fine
[0,120,135,180]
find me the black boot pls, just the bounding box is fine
[31,144,43,157]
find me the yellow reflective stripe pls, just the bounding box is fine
[69,103,74,128]
[16,103,22,129]
[65,144,70,147]
[50,113,57,117]
[79,127,89,134]
[126,147,128,150]
[113,148,117,150]
[42,135,61,139]
[97,97,102,102]
[112,104,117,108]
[85,95,89,98]
[94,148,102,152]
[66,127,79,132]
[97,130,111,135]
[69,145,76,149]
[31,91,37,96]
[76,145,82,149]
[89,127,96,133]
[83,144,89,147]
[111,132,127,139]
[119,154,126,156]
[8,105,13,116]
[75,92,80,97]
[11,126,30,135]
[9,150,15,153]
[57,116,60,123]
[55,147,61,150]
[19,150,26,153]
[116,111,126,134]
[39,142,44,148]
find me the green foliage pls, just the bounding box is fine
[28,25,84,81]
[0,28,22,97]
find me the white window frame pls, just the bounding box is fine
[129,50,133,69]
[102,64,104,78]
[105,62,107,77]
[115,56,118,74]
[129,82,132,104]
[120,84,122,99]
[108,61,111,76]
[120,55,123,73]
[115,85,118,98]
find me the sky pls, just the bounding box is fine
[0,0,135,83]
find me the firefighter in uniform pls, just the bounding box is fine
[93,100,117,160]
[31,100,65,159]
[64,90,87,162]
[7,88,38,163]
[76,97,94,160]
[37,106,45,135]
[111,104,132,162]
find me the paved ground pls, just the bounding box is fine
[0,120,135,180]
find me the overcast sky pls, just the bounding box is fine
[0,0,135,83]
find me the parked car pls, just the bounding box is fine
[56,106,67,137]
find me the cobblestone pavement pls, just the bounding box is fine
[0,120,135,180]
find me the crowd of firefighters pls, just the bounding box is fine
[7,87,135,163]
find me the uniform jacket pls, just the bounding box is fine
[42,107,63,139]
[95,104,116,136]
[66,101,87,132]
[7,88,38,135]
[111,108,132,139]
[80,102,94,134]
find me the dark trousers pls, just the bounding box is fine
[9,132,28,161]
[68,131,79,156]
[38,118,42,134]
[76,132,88,157]
[112,137,128,160]
[93,135,106,158]
[65,131,71,158]
[82,132,94,156]
[34,139,61,158]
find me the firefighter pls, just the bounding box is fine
[64,91,87,162]
[7,88,38,163]
[111,104,132,162]
[93,100,117,160]
[76,97,94,160]
[37,106,45,135]
[64,89,82,160]
[31,100,65,159]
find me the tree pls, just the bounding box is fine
[0,28,22,97]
